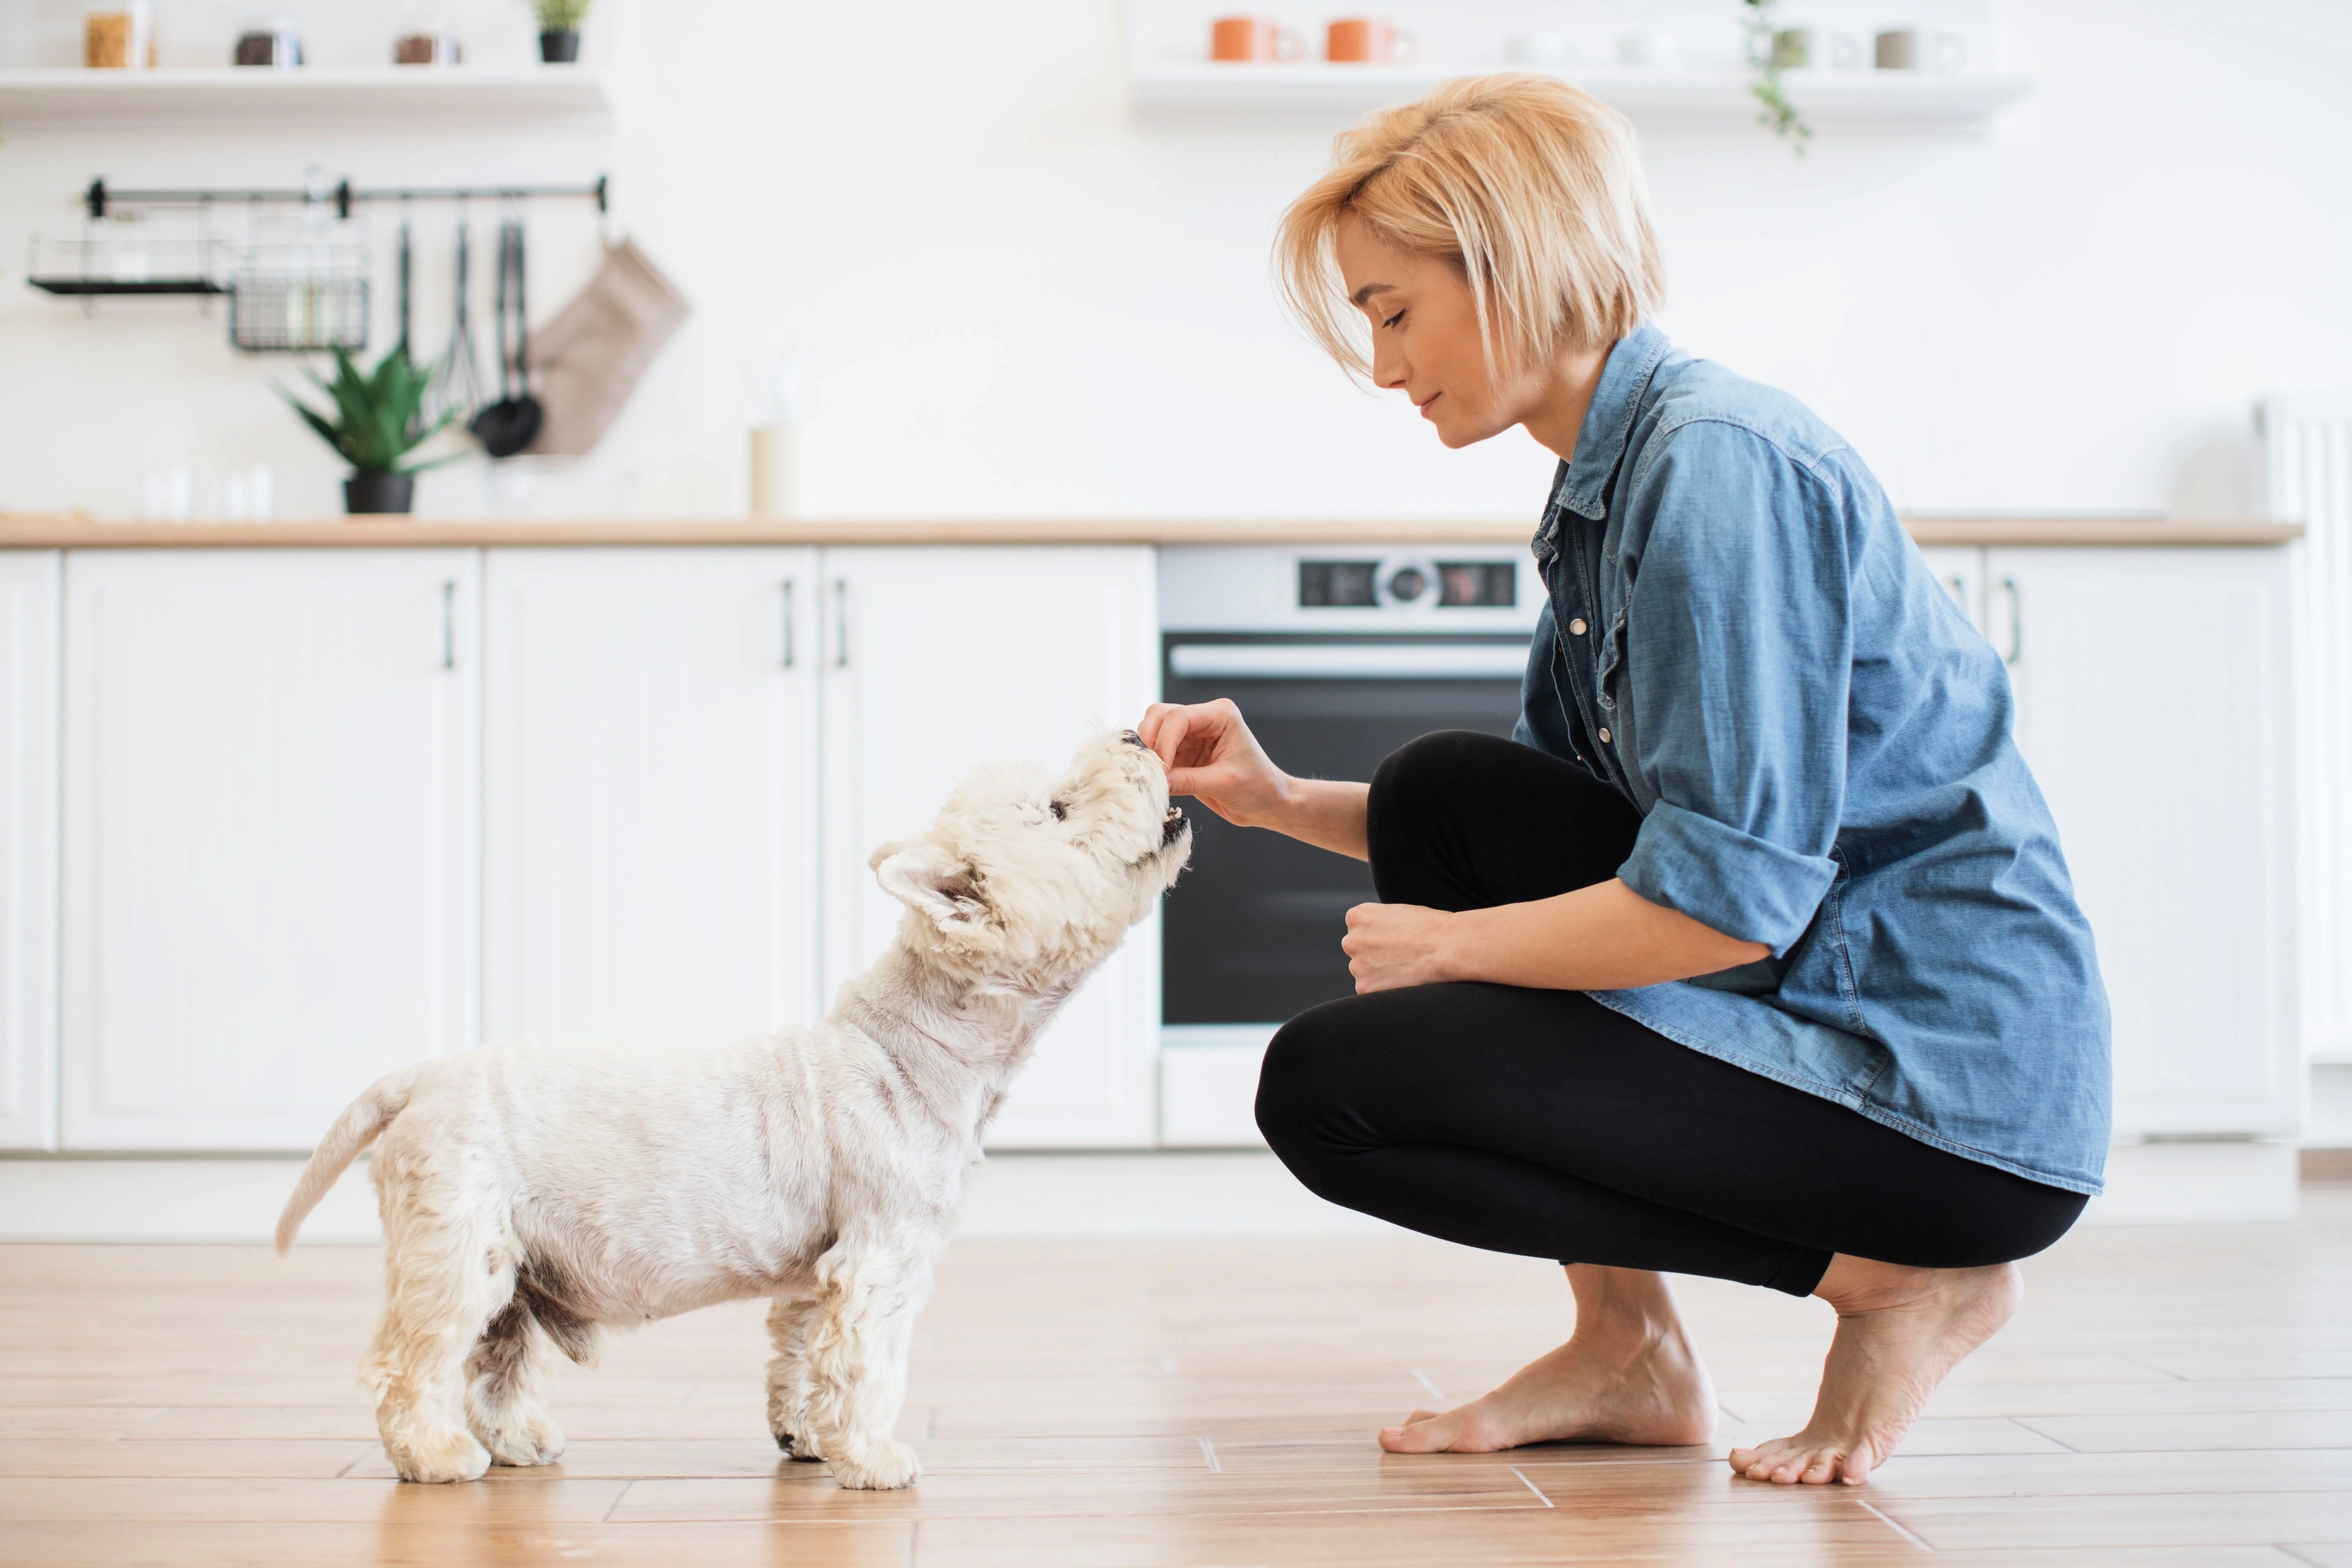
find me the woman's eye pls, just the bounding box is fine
[1381,310,1404,329]
[1049,800,1068,821]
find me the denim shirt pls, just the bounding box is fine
[1514,325,2112,1194]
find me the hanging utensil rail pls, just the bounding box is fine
[81,175,609,220]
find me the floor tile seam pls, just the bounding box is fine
[614,1498,1560,1525]
[1855,1496,1937,1553]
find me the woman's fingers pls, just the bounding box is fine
[1343,902,1454,993]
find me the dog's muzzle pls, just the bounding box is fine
[1161,805,1187,846]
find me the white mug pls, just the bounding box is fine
[1875,28,1966,74]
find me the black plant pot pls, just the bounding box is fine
[344,472,416,515]
[538,29,579,62]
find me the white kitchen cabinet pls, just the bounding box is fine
[1986,546,2300,1137]
[0,553,60,1150]
[819,546,1160,1147]
[483,548,821,1048]
[61,550,480,1150]
[1915,544,1985,634]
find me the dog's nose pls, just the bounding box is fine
[1162,805,1186,845]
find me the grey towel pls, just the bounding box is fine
[525,239,691,456]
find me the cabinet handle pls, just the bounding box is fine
[780,578,796,669]
[832,578,849,668]
[2000,575,2022,666]
[441,580,456,670]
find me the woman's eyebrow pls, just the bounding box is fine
[1351,282,1397,306]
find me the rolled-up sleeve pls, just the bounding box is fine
[1613,420,1850,956]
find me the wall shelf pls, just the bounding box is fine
[1133,64,2030,126]
[0,67,613,129]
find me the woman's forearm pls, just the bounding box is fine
[1441,878,1768,990]
[1257,777,1371,860]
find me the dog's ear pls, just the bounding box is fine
[873,841,993,939]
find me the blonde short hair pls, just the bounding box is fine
[1276,74,1664,378]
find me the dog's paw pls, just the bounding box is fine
[828,1439,921,1490]
[392,1429,493,1484]
[483,1410,566,1468]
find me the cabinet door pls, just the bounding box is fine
[0,553,60,1150]
[1987,547,2299,1137]
[62,550,481,1150]
[484,548,821,1048]
[1915,545,1985,636]
[820,546,1159,1147]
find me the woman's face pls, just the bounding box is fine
[1333,215,1537,450]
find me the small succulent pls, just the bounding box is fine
[280,346,461,475]
[1741,0,1813,154]
[533,0,591,29]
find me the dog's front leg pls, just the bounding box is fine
[765,1292,823,1461]
[803,1242,933,1490]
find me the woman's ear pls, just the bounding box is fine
[873,841,993,940]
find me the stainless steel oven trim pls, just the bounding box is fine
[1167,643,1531,679]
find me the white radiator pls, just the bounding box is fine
[2265,395,2352,1062]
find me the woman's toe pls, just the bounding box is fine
[1800,1451,1840,1484]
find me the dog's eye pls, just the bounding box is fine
[1048,799,1067,822]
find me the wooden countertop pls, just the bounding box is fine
[0,514,2305,548]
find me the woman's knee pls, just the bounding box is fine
[1253,1004,1356,1162]
[1368,729,1504,825]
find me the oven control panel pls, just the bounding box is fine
[1299,558,1516,609]
[1161,545,1541,633]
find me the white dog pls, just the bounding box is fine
[276,729,1190,1489]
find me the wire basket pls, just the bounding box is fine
[26,230,234,295]
[228,271,370,353]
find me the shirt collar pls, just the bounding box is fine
[1550,322,1672,522]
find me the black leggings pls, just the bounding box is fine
[1254,731,2088,1297]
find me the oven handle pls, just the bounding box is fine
[1167,643,1529,680]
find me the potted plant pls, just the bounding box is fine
[280,345,459,516]
[533,0,588,62]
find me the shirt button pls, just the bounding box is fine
[1598,727,1613,744]
[1569,618,1589,635]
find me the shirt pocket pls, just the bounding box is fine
[1595,607,1630,712]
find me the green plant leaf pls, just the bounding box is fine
[281,344,466,475]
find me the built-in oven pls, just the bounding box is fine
[1156,544,1540,1141]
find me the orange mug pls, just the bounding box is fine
[1326,17,1418,64]
[1211,16,1307,62]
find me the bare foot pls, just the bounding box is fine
[1379,1321,1716,1454]
[1729,1260,2022,1487]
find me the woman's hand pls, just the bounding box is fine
[1138,699,1292,829]
[1342,901,1461,993]
[1137,699,1373,858]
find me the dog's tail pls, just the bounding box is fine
[274,1065,422,1256]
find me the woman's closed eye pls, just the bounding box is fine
[1381,309,1406,329]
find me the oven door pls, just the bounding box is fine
[1160,634,1529,1027]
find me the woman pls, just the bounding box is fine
[1139,75,2108,1488]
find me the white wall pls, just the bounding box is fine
[2,0,2348,522]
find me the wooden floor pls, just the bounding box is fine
[2,1188,2348,1567]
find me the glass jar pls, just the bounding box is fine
[393,26,461,65]
[233,20,302,67]
[83,3,153,69]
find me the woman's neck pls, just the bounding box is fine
[1518,342,1615,465]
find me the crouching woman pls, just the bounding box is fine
[1140,74,2109,1486]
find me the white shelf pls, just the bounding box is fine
[0,67,613,129]
[1134,64,2030,126]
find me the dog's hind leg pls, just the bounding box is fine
[361,1193,510,1484]
[766,1292,824,1461]
[804,1240,936,1490]
[467,1298,566,1467]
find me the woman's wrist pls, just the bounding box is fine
[1433,905,1482,984]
